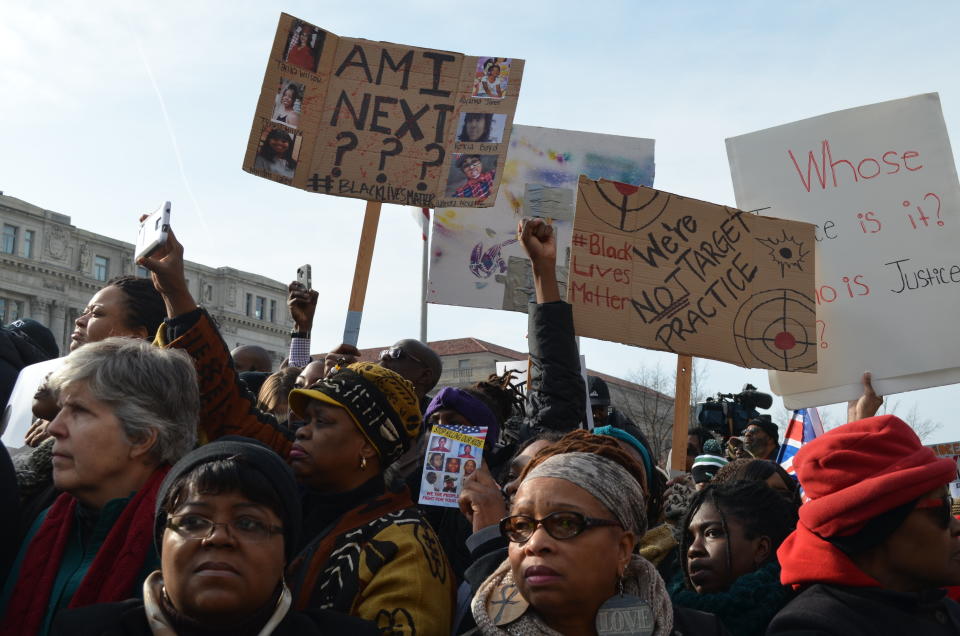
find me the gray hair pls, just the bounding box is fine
[47,337,199,464]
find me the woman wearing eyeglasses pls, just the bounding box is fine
[51,439,379,635]
[470,440,725,635]
[141,229,455,633]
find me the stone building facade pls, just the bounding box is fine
[0,194,292,366]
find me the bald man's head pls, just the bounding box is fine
[377,339,442,399]
[231,345,273,373]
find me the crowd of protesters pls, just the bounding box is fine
[1,217,959,635]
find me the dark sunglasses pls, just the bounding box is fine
[499,511,621,543]
[915,495,955,529]
[378,346,424,366]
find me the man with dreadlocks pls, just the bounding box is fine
[669,480,797,635]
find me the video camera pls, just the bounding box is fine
[696,383,773,438]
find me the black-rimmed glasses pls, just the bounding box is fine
[499,511,622,543]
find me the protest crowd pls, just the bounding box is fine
[0,212,958,636]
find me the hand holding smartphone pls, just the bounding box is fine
[135,202,171,262]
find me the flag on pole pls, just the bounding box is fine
[410,207,430,241]
[777,407,824,478]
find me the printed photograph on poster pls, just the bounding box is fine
[473,57,511,99]
[429,436,451,452]
[428,125,655,314]
[418,424,487,508]
[253,125,301,180]
[272,78,304,128]
[446,154,498,200]
[426,452,444,472]
[423,471,441,493]
[456,113,506,144]
[283,19,325,73]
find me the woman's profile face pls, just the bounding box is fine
[47,382,141,506]
[161,488,285,624]
[290,401,369,491]
[465,116,485,141]
[268,135,290,155]
[71,285,140,352]
[508,477,631,624]
[685,501,765,594]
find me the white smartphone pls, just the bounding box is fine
[135,202,171,261]
[297,264,312,290]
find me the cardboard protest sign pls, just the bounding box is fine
[568,176,817,371]
[727,94,960,408]
[243,13,524,208]
[927,441,960,499]
[428,125,654,311]
[419,425,485,508]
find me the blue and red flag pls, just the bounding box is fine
[776,407,824,478]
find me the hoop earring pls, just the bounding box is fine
[360,456,368,470]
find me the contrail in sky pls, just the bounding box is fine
[137,42,210,230]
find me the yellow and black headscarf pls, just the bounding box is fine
[288,362,421,467]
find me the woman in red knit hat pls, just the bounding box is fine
[768,414,960,635]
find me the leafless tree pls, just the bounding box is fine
[617,359,709,465]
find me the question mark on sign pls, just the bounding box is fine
[417,143,445,192]
[332,132,358,178]
[376,138,404,184]
[924,192,943,226]
[816,319,828,349]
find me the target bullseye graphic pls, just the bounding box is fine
[733,289,817,371]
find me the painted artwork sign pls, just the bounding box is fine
[243,13,524,208]
[418,424,486,508]
[927,441,960,499]
[568,176,818,371]
[727,93,960,408]
[428,125,654,311]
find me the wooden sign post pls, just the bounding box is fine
[343,201,381,346]
[671,354,693,473]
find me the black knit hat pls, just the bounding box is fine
[154,437,301,561]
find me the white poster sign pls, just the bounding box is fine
[727,93,960,408]
[428,125,654,312]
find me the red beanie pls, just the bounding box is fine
[795,415,955,538]
[778,415,956,589]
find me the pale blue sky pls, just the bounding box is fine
[2,1,958,442]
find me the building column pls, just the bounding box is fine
[50,302,68,356]
[29,297,52,328]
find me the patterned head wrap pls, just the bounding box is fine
[288,362,422,468]
[525,451,647,537]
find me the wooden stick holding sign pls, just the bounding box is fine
[343,201,381,346]
[671,354,693,473]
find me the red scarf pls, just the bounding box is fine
[0,465,169,635]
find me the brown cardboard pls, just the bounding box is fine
[568,176,818,372]
[243,13,524,208]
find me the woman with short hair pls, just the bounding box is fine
[51,439,379,635]
[0,337,199,636]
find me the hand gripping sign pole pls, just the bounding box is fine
[343,201,381,346]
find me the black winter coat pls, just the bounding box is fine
[767,584,960,635]
[51,598,381,636]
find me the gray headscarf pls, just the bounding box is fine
[525,451,647,537]
[472,452,673,635]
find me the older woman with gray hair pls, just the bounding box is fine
[470,432,725,635]
[0,337,199,636]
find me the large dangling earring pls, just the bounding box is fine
[618,572,624,597]
[360,456,368,470]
